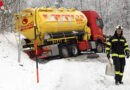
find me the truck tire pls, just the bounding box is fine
[96,43,103,53]
[69,45,79,57]
[59,45,70,58]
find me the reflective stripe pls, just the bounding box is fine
[125,47,129,50]
[119,73,123,76]
[106,52,109,54]
[120,39,125,42]
[112,53,118,57]
[112,39,118,42]
[124,43,128,46]
[112,53,125,58]
[106,47,110,50]
[107,42,111,46]
[119,55,125,58]
[115,71,123,76]
[115,71,120,75]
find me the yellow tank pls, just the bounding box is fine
[15,7,91,46]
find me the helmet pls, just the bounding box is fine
[115,25,123,30]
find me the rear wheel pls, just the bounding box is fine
[69,45,79,57]
[96,43,103,53]
[59,45,70,58]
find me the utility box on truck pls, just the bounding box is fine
[14,7,104,59]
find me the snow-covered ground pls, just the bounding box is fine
[0,33,130,90]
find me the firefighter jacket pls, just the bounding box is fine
[106,31,129,58]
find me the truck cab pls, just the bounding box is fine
[82,10,104,53]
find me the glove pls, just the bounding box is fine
[125,50,130,58]
[107,54,110,59]
[126,54,129,58]
[126,50,130,58]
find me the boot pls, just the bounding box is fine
[115,75,120,85]
[119,81,123,84]
[115,80,120,85]
[119,76,123,84]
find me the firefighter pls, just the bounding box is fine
[104,34,111,52]
[106,25,130,85]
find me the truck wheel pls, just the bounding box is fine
[96,43,103,53]
[59,45,70,58]
[69,45,79,57]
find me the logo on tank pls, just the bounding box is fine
[22,18,28,24]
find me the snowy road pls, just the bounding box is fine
[0,33,130,90]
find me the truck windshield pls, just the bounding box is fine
[96,18,104,29]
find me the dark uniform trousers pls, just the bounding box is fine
[112,57,125,82]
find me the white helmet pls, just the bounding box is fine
[115,25,123,30]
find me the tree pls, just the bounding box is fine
[0,0,26,33]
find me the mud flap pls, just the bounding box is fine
[105,63,115,76]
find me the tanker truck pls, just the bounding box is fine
[15,7,104,59]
